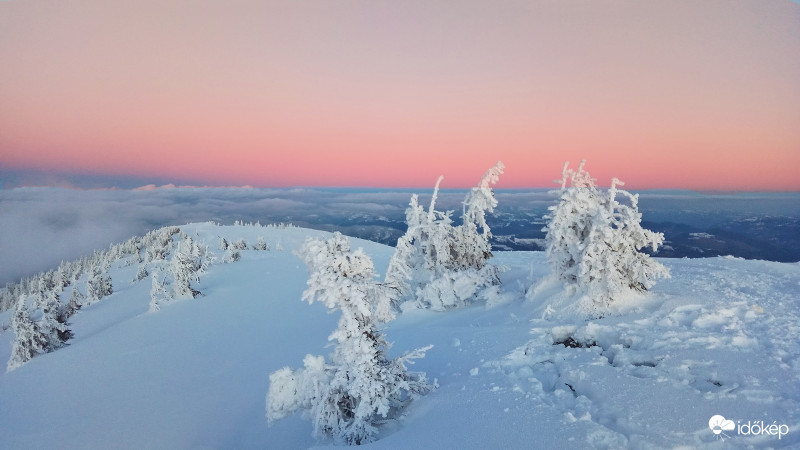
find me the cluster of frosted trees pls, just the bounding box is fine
[4,226,181,370]
[3,220,295,370]
[268,159,670,444]
[267,162,505,444]
[385,161,506,311]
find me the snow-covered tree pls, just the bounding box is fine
[7,296,48,371]
[541,160,670,315]
[149,270,169,312]
[145,227,178,262]
[53,265,70,290]
[170,236,208,299]
[254,237,268,251]
[37,287,73,351]
[66,286,84,318]
[267,233,433,445]
[222,247,241,263]
[6,287,71,371]
[1,284,19,312]
[86,264,112,304]
[133,264,149,283]
[385,162,504,311]
[230,239,247,250]
[219,237,229,251]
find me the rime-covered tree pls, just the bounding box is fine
[267,233,432,445]
[66,286,84,318]
[7,296,48,371]
[53,265,70,290]
[254,237,268,251]
[170,236,207,299]
[385,162,504,311]
[86,264,112,304]
[1,284,19,312]
[222,248,241,263]
[149,270,169,312]
[541,160,670,315]
[453,161,504,272]
[5,290,71,371]
[134,264,149,283]
[37,287,73,350]
[230,239,247,250]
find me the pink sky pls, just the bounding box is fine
[1,1,799,190]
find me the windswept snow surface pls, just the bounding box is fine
[1,223,798,449]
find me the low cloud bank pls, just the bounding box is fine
[1,187,798,286]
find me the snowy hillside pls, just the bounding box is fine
[1,223,799,449]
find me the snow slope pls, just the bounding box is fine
[1,223,798,449]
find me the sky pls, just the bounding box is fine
[1,0,799,190]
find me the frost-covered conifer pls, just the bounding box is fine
[219,237,229,251]
[149,270,169,312]
[222,248,241,263]
[7,296,48,371]
[5,290,69,371]
[386,162,504,311]
[0,284,17,312]
[86,264,112,304]
[541,160,670,315]
[66,286,84,317]
[254,237,268,251]
[134,264,149,283]
[53,266,70,290]
[170,236,207,299]
[37,287,72,351]
[267,233,432,445]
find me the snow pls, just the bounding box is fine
[1,223,799,448]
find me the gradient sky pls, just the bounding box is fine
[1,1,799,190]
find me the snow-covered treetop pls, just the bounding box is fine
[463,161,504,237]
[555,160,596,189]
[477,160,505,190]
[298,232,393,323]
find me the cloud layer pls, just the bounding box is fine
[2,187,798,286]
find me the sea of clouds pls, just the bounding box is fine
[2,186,798,286]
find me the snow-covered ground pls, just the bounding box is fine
[1,223,798,449]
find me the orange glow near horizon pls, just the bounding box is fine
[1,1,799,191]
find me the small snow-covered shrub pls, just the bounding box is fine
[222,248,241,263]
[267,233,433,445]
[541,160,670,315]
[385,162,504,311]
[230,239,247,250]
